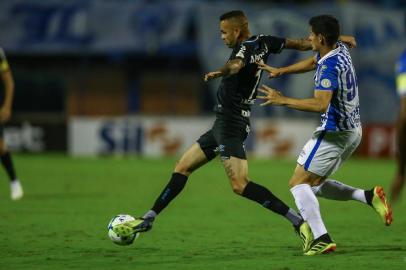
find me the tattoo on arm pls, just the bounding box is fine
[285,38,312,51]
[220,59,244,76]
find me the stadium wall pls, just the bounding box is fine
[68,117,318,158]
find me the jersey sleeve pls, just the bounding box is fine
[315,65,339,91]
[263,35,285,54]
[232,43,252,66]
[0,48,10,73]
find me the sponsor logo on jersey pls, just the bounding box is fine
[249,44,268,64]
[236,45,246,59]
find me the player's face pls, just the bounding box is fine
[220,20,239,48]
[308,30,322,51]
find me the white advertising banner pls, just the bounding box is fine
[69,116,317,158]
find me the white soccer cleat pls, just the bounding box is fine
[10,180,24,200]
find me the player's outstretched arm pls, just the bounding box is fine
[284,35,356,51]
[284,38,313,51]
[257,56,316,78]
[258,85,332,113]
[204,59,244,82]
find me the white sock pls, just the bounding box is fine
[311,179,367,203]
[291,184,327,239]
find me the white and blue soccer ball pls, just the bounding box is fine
[108,214,139,246]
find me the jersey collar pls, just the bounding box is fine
[317,45,340,64]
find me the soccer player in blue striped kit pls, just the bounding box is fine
[258,15,392,255]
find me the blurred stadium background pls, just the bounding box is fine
[1,1,406,269]
[0,0,404,159]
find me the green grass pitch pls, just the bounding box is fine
[0,154,405,270]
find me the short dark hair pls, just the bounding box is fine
[219,10,246,21]
[309,15,340,47]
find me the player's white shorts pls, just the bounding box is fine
[297,127,362,177]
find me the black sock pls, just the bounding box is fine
[1,152,17,182]
[317,233,333,242]
[365,189,374,206]
[151,173,188,215]
[242,181,290,216]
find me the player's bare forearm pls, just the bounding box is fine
[279,56,316,74]
[258,85,332,113]
[281,97,327,113]
[339,35,357,48]
[258,56,316,78]
[220,59,244,76]
[284,38,312,51]
[205,59,244,81]
[283,90,332,112]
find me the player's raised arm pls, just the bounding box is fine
[257,56,317,78]
[339,35,357,48]
[284,38,313,51]
[204,58,244,81]
[284,35,356,51]
[258,85,332,113]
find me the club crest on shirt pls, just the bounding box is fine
[321,78,331,88]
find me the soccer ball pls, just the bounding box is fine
[108,214,139,246]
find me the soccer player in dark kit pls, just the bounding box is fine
[0,47,23,200]
[114,10,356,250]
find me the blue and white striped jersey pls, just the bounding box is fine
[314,41,361,131]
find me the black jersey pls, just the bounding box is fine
[0,48,9,103]
[0,48,9,74]
[215,35,285,117]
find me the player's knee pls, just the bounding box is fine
[289,177,318,188]
[230,177,248,195]
[289,178,304,188]
[230,182,245,195]
[174,161,192,176]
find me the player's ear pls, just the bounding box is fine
[234,27,241,37]
[319,35,325,45]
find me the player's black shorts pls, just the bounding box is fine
[0,124,3,139]
[197,113,250,160]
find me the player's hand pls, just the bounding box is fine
[340,35,357,48]
[0,106,11,122]
[256,61,283,78]
[204,71,223,82]
[257,85,284,106]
